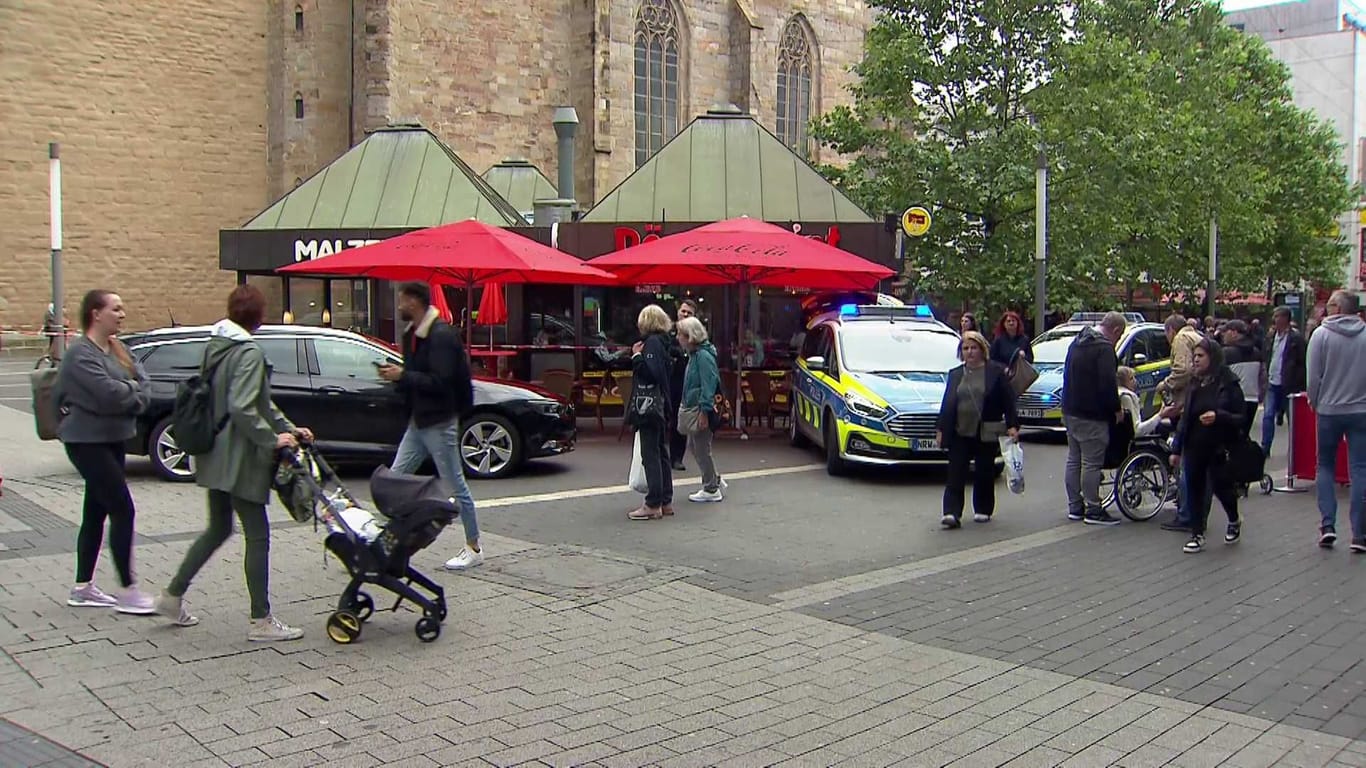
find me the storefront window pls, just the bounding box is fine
[329,279,370,332]
[246,275,285,324]
[288,278,326,325]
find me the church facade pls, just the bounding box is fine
[0,0,870,329]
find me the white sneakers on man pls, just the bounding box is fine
[444,546,485,570]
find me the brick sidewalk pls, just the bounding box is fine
[1,516,1364,767]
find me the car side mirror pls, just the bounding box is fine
[805,356,826,372]
[1131,352,1147,365]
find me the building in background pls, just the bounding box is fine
[1226,0,1366,291]
[0,0,870,331]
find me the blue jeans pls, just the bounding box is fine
[392,418,480,546]
[1316,412,1366,539]
[1262,384,1289,457]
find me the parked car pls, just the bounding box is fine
[118,325,576,482]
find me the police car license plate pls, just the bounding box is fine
[1018,408,1044,419]
[909,438,938,451]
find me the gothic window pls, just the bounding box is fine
[634,0,682,167]
[776,17,816,157]
[294,93,304,119]
[294,5,304,33]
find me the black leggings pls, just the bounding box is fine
[1185,450,1239,536]
[64,442,136,587]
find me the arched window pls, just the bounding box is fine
[294,93,304,119]
[294,5,304,33]
[777,17,816,157]
[634,0,682,167]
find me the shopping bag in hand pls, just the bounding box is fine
[999,436,1025,494]
[628,431,649,494]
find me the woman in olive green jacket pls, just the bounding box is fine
[156,286,313,642]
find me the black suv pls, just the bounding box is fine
[119,325,576,482]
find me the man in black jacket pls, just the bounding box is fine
[1061,311,1126,526]
[1261,305,1307,457]
[378,283,482,570]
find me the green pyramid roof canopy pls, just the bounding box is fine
[581,107,874,223]
[243,126,523,230]
[482,159,559,224]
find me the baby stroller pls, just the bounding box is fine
[274,445,458,644]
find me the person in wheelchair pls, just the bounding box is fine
[1118,367,1181,440]
[1099,368,1183,522]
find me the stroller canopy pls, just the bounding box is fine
[370,466,456,519]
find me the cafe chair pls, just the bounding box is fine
[576,372,607,432]
[769,372,793,428]
[539,369,576,403]
[742,370,774,429]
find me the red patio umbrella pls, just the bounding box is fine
[280,219,618,346]
[431,284,455,324]
[588,217,896,433]
[476,282,508,350]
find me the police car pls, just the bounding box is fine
[789,302,966,475]
[1016,313,1173,430]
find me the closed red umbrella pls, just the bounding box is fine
[280,219,617,345]
[477,283,508,326]
[588,217,895,432]
[430,284,454,324]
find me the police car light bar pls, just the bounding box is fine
[1069,311,1146,324]
[841,304,934,319]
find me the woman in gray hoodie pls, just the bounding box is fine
[55,289,155,614]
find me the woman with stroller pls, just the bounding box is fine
[56,289,156,614]
[676,316,725,503]
[935,331,1019,528]
[627,304,675,520]
[1169,338,1246,553]
[156,285,314,641]
[990,311,1034,368]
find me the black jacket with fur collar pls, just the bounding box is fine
[399,306,474,428]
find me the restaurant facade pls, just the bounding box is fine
[220,111,896,382]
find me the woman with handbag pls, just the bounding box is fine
[627,305,675,520]
[1169,338,1246,553]
[677,316,725,503]
[990,311,1034,368]
[935,331,1020,528]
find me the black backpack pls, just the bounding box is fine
[172,343,242,456]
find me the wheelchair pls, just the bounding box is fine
[1100,414,1178,521]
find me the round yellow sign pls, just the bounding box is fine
[901,206,932,237]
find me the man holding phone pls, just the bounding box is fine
[377,283,482,570]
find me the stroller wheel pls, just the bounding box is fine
[345,592,375,622]
[1260,475,1274,495]
[415,617,441,643]
[327,610,362,644]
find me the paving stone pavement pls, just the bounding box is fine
[796,499,1366,744]
[1,514,1365,768]
[0,718,105,767]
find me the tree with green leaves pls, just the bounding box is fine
[816,0,1354,312]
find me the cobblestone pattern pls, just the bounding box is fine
[799,502,1366,742]
[0,718,104,768]
[2,522,1365,768]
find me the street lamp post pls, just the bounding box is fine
[1206,215,1218,318]
[1034,145,1048,335]
[50,142,65,359]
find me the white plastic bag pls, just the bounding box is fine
[628,431,649,494]
[999,436,1025,494]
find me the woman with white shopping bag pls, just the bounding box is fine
[935,331,1020,528]
[625,305,676,520]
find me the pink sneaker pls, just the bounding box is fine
[67,583,117,608]
[115,587,157,616]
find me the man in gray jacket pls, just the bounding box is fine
[1306,290,1366,552]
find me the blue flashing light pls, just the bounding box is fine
[909,304,933,317]
[840,303,859,316]
[1040,393,1056,403]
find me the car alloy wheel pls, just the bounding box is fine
[150,417,197,482]
[460,414,520,479]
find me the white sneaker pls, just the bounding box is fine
[155,592,200,627]
[444,546,485,570]
[115,587,158,616]
[719,477,729,490]
[973,513,991,523]
[248,615,304,642]
[689,489,723,503]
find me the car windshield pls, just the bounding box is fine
[1032,327,1088,364]
[838,323,962,373]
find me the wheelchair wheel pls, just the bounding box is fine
[1260,474,1274,495]
[1115,450,1170,522]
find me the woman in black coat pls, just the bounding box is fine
[990,311,1034,368]
[936,331,1020,528]
[1170,337,1246,553]
[627,304,675,520]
